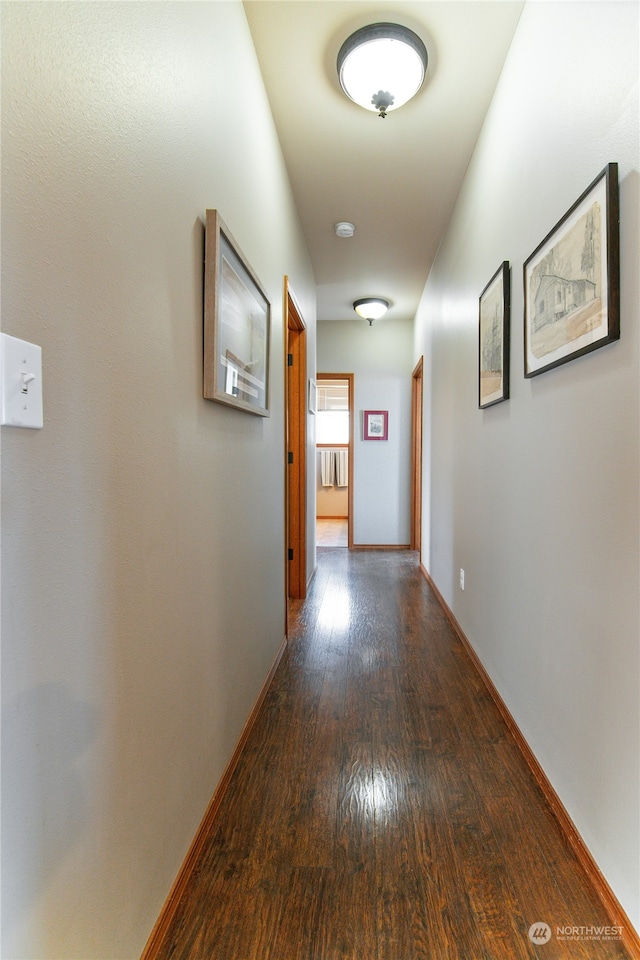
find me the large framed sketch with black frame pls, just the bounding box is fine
[523,163,619,378]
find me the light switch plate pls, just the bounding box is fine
[0,333,43,428]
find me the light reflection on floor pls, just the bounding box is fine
[318,585,351,631]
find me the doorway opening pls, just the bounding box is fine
[316,373,354,549]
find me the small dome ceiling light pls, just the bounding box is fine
[337,23,428,118]
[353,298,390,325]
[335,221,356,237]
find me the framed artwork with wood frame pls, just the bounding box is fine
[363,410,388,440]
[479,261,510,409]
[203,210,270,415]
[524,163,619,378]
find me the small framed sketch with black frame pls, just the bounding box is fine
[479,261,510,409]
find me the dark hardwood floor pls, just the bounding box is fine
[154,549,633,959]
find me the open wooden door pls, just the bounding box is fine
[411,357,424,553]
[284,278,307,612]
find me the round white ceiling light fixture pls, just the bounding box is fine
[337,23,428,118]
[335,221,355,237]
[353,298,390,325]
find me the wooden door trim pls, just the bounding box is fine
[284,278,307,610]
[411,357,424,553]
[317,373,354,549]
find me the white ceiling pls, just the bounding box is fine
[244,1,524,323]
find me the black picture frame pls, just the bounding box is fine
[523,163,619,378]
[479,261,510,408]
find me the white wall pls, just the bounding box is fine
[317,318,413,546]
[0,3,315,958]
[415,0,639,932]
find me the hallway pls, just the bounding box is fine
[153,550,630,960]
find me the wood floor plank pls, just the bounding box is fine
[151,550,634,960]
[438,784,533,959]
[288,716,342,869]
[403,749,488,960]
[335,739,375,870]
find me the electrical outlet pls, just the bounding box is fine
[459,568,465,591]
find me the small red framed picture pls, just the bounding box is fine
[363,409,388,441]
